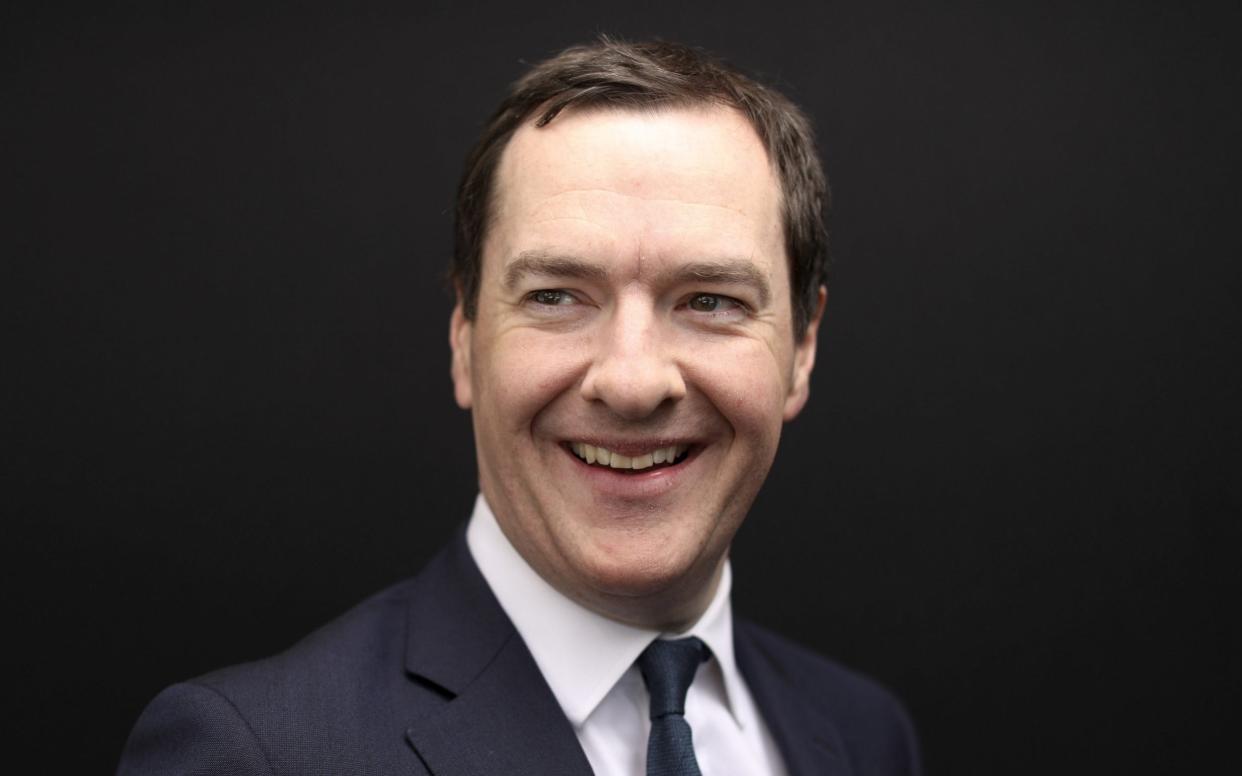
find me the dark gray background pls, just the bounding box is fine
[5,1,1239,773]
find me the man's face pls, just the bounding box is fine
[451,106,822,627]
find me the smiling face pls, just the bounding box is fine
[450,106,823,629]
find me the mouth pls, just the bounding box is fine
[563,441,693,472]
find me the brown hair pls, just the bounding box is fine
[451,37,829,339]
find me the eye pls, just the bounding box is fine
[686,294,742,313]
[527,289,578,306]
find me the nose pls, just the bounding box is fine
[580,297,686,419]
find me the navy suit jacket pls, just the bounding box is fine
[118,530,922,775]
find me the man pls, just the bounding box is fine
[118,38,921,776]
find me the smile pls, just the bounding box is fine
[567,442,690,471]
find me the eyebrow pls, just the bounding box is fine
[502,251,771,307]
[503,252,609,290]
[667,260,771,307]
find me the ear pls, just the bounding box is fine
[783,285,827,421]
[449,298,473,410]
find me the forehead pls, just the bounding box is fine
[485,106,785,279]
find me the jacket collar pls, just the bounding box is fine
[734,621,855,776]
[401,527,851,776]
[402,529,594,776]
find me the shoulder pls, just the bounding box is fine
[118,577,434,776]
[738,618,914,722]
[736,619,923,776]
[197,576,418,708]
[117,681,276,776]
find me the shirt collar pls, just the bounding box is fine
[465,493,745,729]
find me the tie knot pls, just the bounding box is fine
[637,637,709,719]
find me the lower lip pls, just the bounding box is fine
[561,444,700,499]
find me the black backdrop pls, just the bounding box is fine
[6,1,1239,773]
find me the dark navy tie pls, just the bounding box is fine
[637,637,710,776]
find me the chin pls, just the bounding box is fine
[573,535,715,602]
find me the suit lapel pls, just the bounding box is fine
[401,530,593,776]
[735,622,854,776]
[406,630,595,776]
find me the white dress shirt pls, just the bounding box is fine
[466,494,789,776]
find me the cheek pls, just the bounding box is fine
[687,339,790,439]
[475,329,590,429]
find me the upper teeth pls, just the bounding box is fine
[570,442,687,470]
